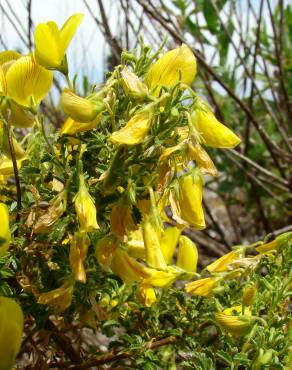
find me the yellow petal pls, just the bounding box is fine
[61,89,103,122]
[215,310,253,337]
[191,104,241,149]
[145,44,197,94]
[0,50,21,66]
[0,297,23,370]
[187,142,218,177]
[0,156,22,176]
[34,14,83,70]
[110,249,152,284]
[110,110,152,146]
[160,226,182,264]
[185,277,217,297]
[69,230,90,283]
[6,56,53,108]
[0,203,11,255]
[120,66,148,100]
[59,13,84,58]
[256,232,292,254]
[0,66,7,95]
[110,200,136,237]
[60,114,102,135]
[95,235,118,270]
[37,281,74,312]
[144,267,179,288]
[206,250,243,273]
[172,170,205,229]
[142,216,167,270]
[34,21,61,68]
[176,235,198,273]
[2,100,35,128]
[0,121,26,159]
[136,283,156,307]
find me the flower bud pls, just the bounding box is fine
[74,175,99,232]
[176,235,198,273]
[0,202,11,255]
[69,230,90,283]
[0,296,23,370]
[120,66,148,100]
[136,283,156,307]
[242,283,257,306]
[61,89,104,122]
[109,109,153,146]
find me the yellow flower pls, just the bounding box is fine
[110,248,153,284]
[206,249,243,273]
[160,226,182,264]
[187,142,218,177]
[60,113,103,135]
[1,100,35,128]
[127,228,145,259]
[0,121,26,159]
[176,235,198,273]
[0,155,22,176]
[142,216,167,270]
[0,66,6,95]
[170,170,205,229]
[185,277,218,297]
[0,296,23,370]
[6,55,53,108]
[109,109,153,146]
[120,66,148,100]
[95,235,119,270]
[145,44,197,94]
[136,283,156,307]
[0,50,21,66]
[37,280,74,312]
[74,175,99,232]
[61,89,104,122]
[144,266,180,288]
[34,13,84,70]
[191,99,241,148]
[256,232,292,254]
[69,230,90,283]
[0,203,11,255]
[215,305,253,337]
